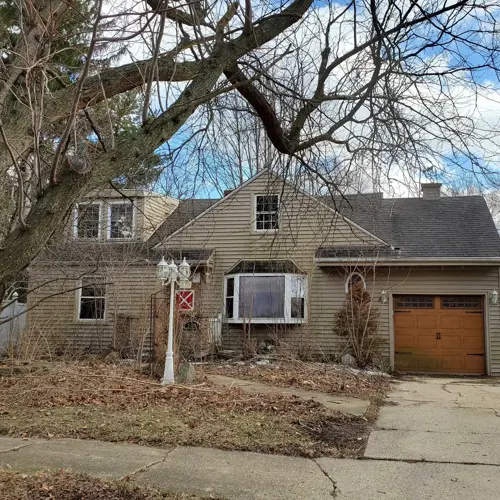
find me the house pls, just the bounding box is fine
[26,171,500,375]
[26,189,178,356]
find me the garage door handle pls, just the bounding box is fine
[467,353,484,356]
[436,332,441,339]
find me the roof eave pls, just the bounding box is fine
[315,257,500,267]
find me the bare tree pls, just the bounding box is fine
[2,0,500,294]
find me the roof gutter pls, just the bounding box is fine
[315,257,500,267]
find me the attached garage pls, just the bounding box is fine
[394,295,485,374]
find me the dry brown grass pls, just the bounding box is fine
[202,360,391,400]
[0,469,213,499]
[0,360,371,458]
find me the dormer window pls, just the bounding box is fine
[74,203,101,239]
[108,201,134,239]
[255,195,279,231]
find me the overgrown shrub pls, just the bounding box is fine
[333,287,384,367]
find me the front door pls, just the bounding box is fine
[394,295,485,374]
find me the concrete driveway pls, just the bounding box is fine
[366,376,500,465]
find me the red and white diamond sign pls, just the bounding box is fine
[176,290,194,311]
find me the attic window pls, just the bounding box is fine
[108,202,134,239]
[255,195,279,231]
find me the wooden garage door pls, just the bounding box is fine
[394,295,485,374]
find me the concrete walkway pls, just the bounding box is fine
[1,435,500,499]
[207,374,370,416]
[365,376,500,465]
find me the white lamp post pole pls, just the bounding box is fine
[156,257,191,386]
[164,277,176,384]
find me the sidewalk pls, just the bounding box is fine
[1,436,499,499]
[207,374,370,416]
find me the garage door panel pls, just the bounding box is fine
[442,355,463,371]
[395,335,415,349]
[464,355,485,372]
[395,353,416,371]
[463,316,483,329]
[462,336,484,350]
[441,335,462,350]
[440,316,461,329]
[417,316,437,328]
[394,315,415,328]
[417,356,441,371]
[417,335,439,349]
[394,295,485,375]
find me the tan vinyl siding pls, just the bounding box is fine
[27,263,160,354]
[143,196,179,239]
[160,173,385,357]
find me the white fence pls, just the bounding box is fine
[0,295,26,356]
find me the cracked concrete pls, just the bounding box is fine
[366,376,500,464]
[207,374,370,416]
[0,438,169,479]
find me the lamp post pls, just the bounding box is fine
[157,256,191,385]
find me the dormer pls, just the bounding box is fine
[73,189,178,243]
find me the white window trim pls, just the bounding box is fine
[76,276,107,322]
[224,273,308,324]
[73,202,102,240]
[344,272,367,294]
[252,194,280,233]
[106,200,136,240]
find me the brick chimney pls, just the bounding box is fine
[223,189,234,197]
[421,182,442,200]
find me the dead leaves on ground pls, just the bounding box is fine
[204,360,391,400]
[0,469,210,500]
[0,360,373,458]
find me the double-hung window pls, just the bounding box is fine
[255,195,279,231]
[78,276,106,320]
[108,202,134,239]
[224,273,307,324]
[74,203,101,239]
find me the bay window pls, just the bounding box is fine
[224,273,307,323]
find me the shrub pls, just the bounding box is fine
[333,287,384,367]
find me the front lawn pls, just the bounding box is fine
[0,469,213,499]
[0,360,371,458]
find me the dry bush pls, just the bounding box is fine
[333,287,385,368]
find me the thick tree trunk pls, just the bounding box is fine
[0,0,314,289]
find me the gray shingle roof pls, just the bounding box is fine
[149,199,219,246]
[322,194,500,258]
[38,242,213,266]
[148,191,500,260]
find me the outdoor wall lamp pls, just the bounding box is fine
[380,290,388,304]
[157,256,192,385]
[490,289,498,305]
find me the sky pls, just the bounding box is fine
[96,0,500,201]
